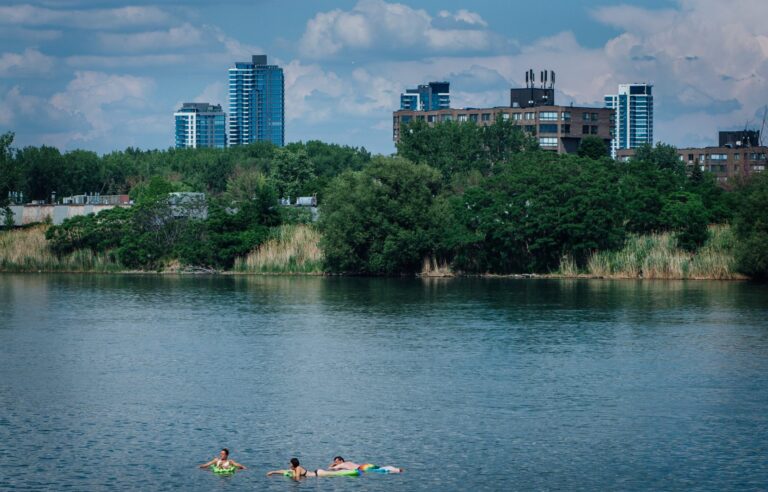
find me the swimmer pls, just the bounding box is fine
[199,448,246,471]
[267,458,317,480]
[328,456,403,473]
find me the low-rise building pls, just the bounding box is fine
[616,131,766,184]
[393,105,613,154]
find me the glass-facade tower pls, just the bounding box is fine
[228,54,284,147]
[400,82,450,111]
[604,83,653,158]
[174,103,226,149]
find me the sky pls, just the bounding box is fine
[1,0,768,155]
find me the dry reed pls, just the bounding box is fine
[234,224,324,273]
[0,225,122,272]
[577,225,744,280]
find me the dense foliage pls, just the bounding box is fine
[732,172,768,278]
[0,125,757,276]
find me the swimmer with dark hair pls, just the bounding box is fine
[267,458,316,480]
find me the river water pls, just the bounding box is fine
[0,275,766,491]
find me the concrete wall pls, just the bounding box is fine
[7,204,130,226]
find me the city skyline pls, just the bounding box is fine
[1,0,767,154]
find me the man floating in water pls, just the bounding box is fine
[198,448,246,473]
[323,455,403,474]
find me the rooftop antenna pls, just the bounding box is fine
[550,70,556,89]
[525,70,529,88]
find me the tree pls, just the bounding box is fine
[732,173,768,279]
[577,136,609,160]
[396,119,485,178]
[272,148,316,200]
[320,156,443,274]
[444,153,626,273]
[660,192,709,251]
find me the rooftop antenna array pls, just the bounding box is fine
[525,69,555,89]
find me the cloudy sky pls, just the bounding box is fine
[2,0,767,154]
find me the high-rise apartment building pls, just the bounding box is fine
[604,83,653,158]
[400,82,450,111]
[228,54,284,147]
[174,102,226,149]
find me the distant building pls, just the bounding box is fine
[394,71,612,155]
[617,130,766,185]
[400,82,450,111]
[604,83,654,158]
[228,55,284,147]
[719,130,760,148]
[174,103,226,149]
[393,106,613,154]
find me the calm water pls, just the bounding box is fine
[0,275,767,491]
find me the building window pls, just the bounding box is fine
[524,125,536,134]
[502,113,510,121]
[688,154,694,161]
[539,124,558,133]
[582,113,590,122]
[749,153,766,160]
[734,153,740,161]
[561,124,571,134]
[710,154,727,161]
[561,112,571,121]
[469,114,478,122]
[458,114,468,122]
[481,113,491,121]
[442,115,452,122]
[417,115,425,121]
[539,111,558,121]
[582,125,590,134]
[512,113,522,121]
[591,112,599,121]
[525,112,535,120]
[428,115,436,123]
[539,137,558,147]
[591,125,598,134]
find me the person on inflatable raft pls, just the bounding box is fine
[199,448,246,474]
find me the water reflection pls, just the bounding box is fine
[0,274,766,490]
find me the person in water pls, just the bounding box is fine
[267,458,317,480]
[328,455,403,473]
[199,448,246,471]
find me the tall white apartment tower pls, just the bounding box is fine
[604,83,654,158]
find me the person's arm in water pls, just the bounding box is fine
[266,469,289,476]
[198,458,216,469]
[230,459,246,470]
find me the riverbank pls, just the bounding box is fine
[0,224,748,280]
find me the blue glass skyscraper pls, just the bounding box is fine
[174,103,226,149]
[228,55,284,147]
[400,82,450,111]
[604,83,653,158]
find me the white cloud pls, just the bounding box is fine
[438,9,488,27]
[0,48,55,77]
[98,23,204,52]
[299,0,496,58]
[0,4,171,29]
[49,71,155,142]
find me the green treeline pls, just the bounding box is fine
[1,121,768,278]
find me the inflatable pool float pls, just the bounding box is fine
[211,464,237,475]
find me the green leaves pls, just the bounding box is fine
[320,156,443,274]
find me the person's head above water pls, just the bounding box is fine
[220,449,229,459]
[290,458,300,468]
[333,456,344,464]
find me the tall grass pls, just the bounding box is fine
[571,225,744,280]
[234,224,324,274]
[419,256,454,277]
[0,225,123,272]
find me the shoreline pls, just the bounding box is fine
[0,268,750,281]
